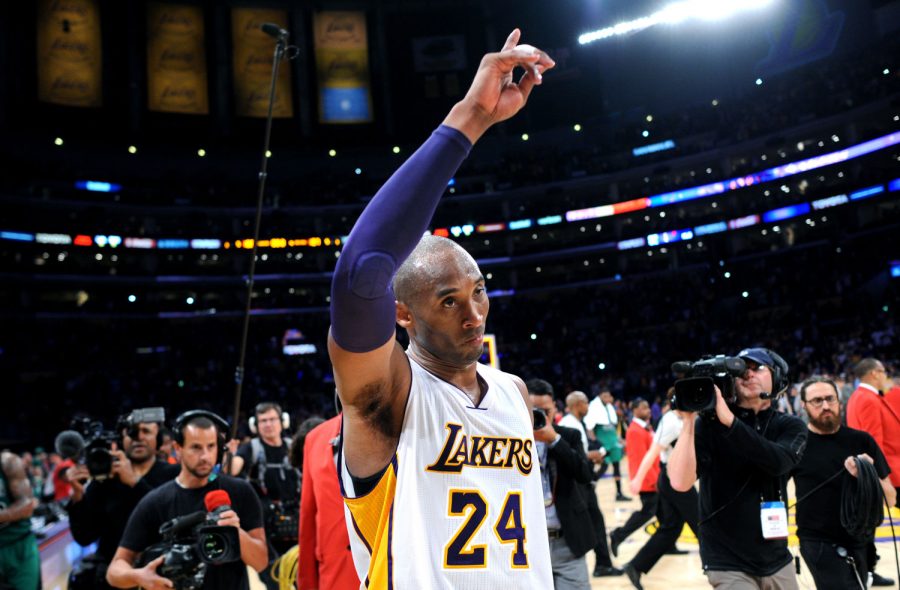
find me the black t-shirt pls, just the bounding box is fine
[694,406,807,576]
[120,475,264,590]
[236,438,299,502]
[67,459,179,561]
[791,426,890,548]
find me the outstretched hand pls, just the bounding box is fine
[444,29,555,143]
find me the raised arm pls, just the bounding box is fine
[328,29,553,476]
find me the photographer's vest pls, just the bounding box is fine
[0,467,32,545]
[249,437,300,498]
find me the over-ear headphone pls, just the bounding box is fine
[173,410,230,464]
[764,349,790,397]
[248,402,290,434]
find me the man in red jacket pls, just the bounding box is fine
[846,357,898,587]
[298,415,360,590]
[609,398,660,558]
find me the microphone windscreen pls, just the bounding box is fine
[204,489,232,512]
[260,23,287,39]
[55,430,86,459]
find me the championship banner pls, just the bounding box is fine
[231,8,293,118]
[37,0,102,107]
[313,11,372,123]
[146,3,209,114]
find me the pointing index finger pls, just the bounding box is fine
[501,28,521,51]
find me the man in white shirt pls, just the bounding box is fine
[585,390,629,501]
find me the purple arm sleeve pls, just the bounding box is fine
[330,125,472,352]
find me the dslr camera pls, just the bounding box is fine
[56,407,166,478]
[671,356,747,413]
[135,508,241,590]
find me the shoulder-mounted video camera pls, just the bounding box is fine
[671,356,747,413]
[135,491,241,590]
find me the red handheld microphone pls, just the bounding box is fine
[205,489,232,519]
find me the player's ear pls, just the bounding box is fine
[396,301,413,328]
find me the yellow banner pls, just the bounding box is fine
[313,11,372,123]
[231,8,293,118]
[37,0,102,107]
[146,3,209,114]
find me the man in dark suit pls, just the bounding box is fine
[528,379,608,589]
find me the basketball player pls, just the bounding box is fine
[328,29,555,588]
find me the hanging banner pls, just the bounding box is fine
[37,0,103,107]
[146,3,209,114]
[313,11,372,124]
[231,8,293,118]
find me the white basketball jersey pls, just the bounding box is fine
[340,357,552,589]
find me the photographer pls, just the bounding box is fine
[107,411,267,590]
[668,348,807,589]
[64,411,179,588]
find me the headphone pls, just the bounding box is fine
[248,402,290,435]
[173,410,230,464]
[761,348,790,398]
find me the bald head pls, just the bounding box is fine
[393,235,481,307]
[565,391,589,419]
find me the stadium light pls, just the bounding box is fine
[578,0,775,45]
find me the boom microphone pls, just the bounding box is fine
[260,23,288,40]
[54,430,86,460]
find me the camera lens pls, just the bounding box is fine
[532,408,547,430]
[200,532,225,561]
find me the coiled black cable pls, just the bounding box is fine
[840,456,884,538]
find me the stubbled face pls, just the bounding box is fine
[736,360,774,401]
[123,422,159,464]
[600,392,613,405]
[804,382,841,433]
[402,255,488,367]
[255,409,283,441]
[634,401,651,421]
[178,425,218,480]
[530,394,557,423]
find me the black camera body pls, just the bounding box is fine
[136,511,241,590]
[532,407,547,430]
[59,407,166,479]
[671,356,747,413]
[69,417,121,478]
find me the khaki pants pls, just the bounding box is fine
[705,561,799,590]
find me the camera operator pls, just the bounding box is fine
[668,348,807,589]
[228,402,300,588]
[65,411,179,589]
[107,410,267,590]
